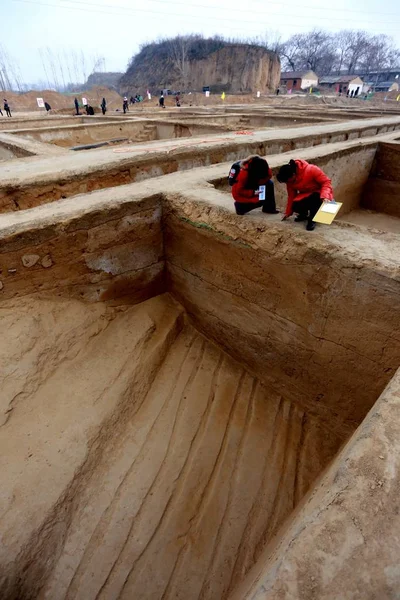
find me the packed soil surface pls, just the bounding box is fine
[3,88,399,115]
[0,293,342,600]
[1,86,123,113]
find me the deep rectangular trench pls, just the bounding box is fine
[10,120,228,149]
[0,120,400,598]
[0,162,400,600]
[1,118,400,214]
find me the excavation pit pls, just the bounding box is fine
[0,107,400,600]
[8,119,230,149]
[1,115,400,214]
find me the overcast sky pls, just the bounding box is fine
[1,0,400,85]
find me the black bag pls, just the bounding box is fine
[228,161,241,186]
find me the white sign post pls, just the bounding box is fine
[205,90,210,97]
[257,91,261,98]
[82,97,88,106]
[36,97,45,108]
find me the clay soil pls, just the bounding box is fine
[0,294,343,600]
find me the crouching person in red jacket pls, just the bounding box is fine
[277,159,334,231]
[230,155,278,215]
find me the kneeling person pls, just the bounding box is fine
[277,159,333,231]
[230,155,278,215]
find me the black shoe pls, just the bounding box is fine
[306,221,315,231]
[262,208,279,214]
[295,214,308,222]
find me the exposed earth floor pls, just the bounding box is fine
[0,100,400,600]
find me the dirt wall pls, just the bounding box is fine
[12,120,157,148]
[229,366,400,600]
[9,120,226,150]
[362,141,400,217]
[189,46,280,93]
[0,294,184,599]
[0,116,85,131]
[0,143,30,161]
[0,195,164,304]
[164,205,400,431]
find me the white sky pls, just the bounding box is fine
[1,0,400,85]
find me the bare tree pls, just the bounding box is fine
[0,45,18,91]
[359,34,400,75]
[344,30,370,74]
[39,48,51,89]
[80,50,87,84]
[56,51,67,90]
[302,30,335,73]
[257,29,283,54]
[63,49,74,87]
[168,35,191,89]
[332,31,355,75]
[280,35,303,71]
[278,29,400,77]
[280,30,335,74]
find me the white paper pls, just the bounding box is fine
[82,97,88,106]
[321,202,338,214]
[205,91,210,97]
[258,185,266,200]
[36,97,44,108]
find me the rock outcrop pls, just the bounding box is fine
[120,38,281,93]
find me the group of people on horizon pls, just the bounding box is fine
[159,93,181,108]
[72,96,106,116]
[230,155,334,231]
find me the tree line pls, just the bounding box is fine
[269,29,400,76]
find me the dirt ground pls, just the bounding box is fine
[2,87,400,116]
[0,99,399,600]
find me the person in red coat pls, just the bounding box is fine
[277,159,334,231]
[231,155,278,215]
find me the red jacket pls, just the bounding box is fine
[232,163,273,204]
[285,159,334,216]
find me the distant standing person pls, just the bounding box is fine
[0,106,3,116]
[175,94,181,107]
[159,94,165,108]
[4,99,11,117]
[74,97,79,115]
[101,97,107,115]
[44,102,51,113]
[123,97,129,114]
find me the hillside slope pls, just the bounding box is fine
[120,37,280,94]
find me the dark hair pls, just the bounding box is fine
[244,155,270,189]
[277,160,297,183]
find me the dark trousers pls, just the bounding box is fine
[5,109,11,117]
[235,180,276,215]
[292,193,321,223]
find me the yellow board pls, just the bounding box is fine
[313,201,343,224]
